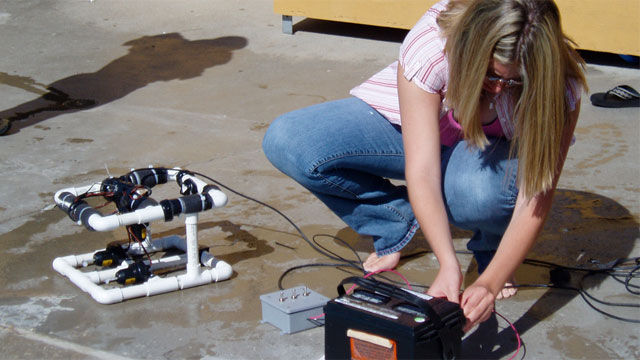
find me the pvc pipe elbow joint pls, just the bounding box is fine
[207,188,228,208]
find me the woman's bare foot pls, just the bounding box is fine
[496,275,518,300]
[363,252,401,273]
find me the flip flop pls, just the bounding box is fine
[0,118,10,136]
[590,85,640,108]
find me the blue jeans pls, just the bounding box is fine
[262,97,519,273]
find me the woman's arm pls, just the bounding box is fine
[461,102,582,331]
[397,64,463,303]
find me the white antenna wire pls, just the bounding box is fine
[104,163,113,178]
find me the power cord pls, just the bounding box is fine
[120,167,639,360]
[173,169,640,323]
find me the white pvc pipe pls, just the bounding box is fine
[52,240,232,304]
[54,178,227,233]
[54,187,166,231]
[54,193,166,232]
[90,206,166,232]
[185,214,200,279]
[52,167,233,304]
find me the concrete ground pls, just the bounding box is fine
[0,1,638,359]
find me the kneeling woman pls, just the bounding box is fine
[262,0,586,330]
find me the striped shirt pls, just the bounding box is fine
[350,0,582,143]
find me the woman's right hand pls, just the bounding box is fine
[426,262,463,304]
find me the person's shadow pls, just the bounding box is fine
[331,189,637,358]
[458,189,639,358]
[0,33,247,134]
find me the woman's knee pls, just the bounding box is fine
[263,107,337,186]
[443,141,518,228]
[445,171,505,213]
[262,111,306,175]
[445,179,515,233]
[263,113,291,163]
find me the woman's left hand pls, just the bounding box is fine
[460,281,496,332]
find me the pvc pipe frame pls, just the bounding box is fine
[52,232,233,304]
[53,168,228,232]
[52,168,233,304]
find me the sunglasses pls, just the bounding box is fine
[485,75,523,88]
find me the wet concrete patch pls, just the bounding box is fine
[547,325,613,358]
[0,295,74,330]
[65,138,93,144]
[574,123,628,170]
[0,12,10,25]
[20,221,346,358]
[532,189,638,265]
[0,33,248,135]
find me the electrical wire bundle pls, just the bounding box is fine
[185,171,368,287]
[517,257,640,323]
[75,168,633,360]
[187,169,640,325]
[66,178,156,263]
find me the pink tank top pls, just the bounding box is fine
[439,110,505,147]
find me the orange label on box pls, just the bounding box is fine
[348,329,397,360]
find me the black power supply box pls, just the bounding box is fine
[324,277,465,360]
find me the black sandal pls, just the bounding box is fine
[590,85,640,108]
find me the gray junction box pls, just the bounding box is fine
[260,286,330,334]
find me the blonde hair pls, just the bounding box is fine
[438,0,587,199]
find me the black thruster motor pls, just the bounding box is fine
[115,261,151,285]
[93,244,129,267]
